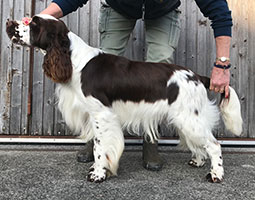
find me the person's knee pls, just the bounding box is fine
[146,45,175,64]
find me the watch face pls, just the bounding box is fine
[221,57,227,62]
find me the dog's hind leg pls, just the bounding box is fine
[178,125,224,182]
[188,150,206,168]
[172,99,223,182]
[86,101,124,183]
[204,139,224,183]
[178,132,206,167]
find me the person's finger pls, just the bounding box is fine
[214,87,220,93]
[219,87,225,93]
[209,81,214,91]
[225,85,229,98]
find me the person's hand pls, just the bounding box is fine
[22,17,32,25]
[210,66,230,98]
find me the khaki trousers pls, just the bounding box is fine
[99,4,181,64]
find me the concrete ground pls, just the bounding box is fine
[0,144,254,200]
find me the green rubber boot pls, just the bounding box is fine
[142,137,163,171]
[76,140,94,163]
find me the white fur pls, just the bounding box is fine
[35,14,58,21]
[220,86,243,136]
[68,32,102,72]
[56,31,102,141]
[112,100,168,141]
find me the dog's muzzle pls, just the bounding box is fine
[6,19,30,46]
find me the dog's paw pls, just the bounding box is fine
[188,158,205,167]
[87,166,107,183]
[206,172,224,183]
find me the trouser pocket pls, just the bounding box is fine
[99,4,111,33]
[168,9,181,49]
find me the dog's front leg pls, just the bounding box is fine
[86,100,124,183]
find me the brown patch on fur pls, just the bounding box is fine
[43,47,72,83]
[40,19,72,83]
[106,154,111,164]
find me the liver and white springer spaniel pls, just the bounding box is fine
[6,14,242,183]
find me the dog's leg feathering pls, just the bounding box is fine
[204,140,224,183]
[86,98,124,183]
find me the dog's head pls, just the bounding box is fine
[6,14,73,83]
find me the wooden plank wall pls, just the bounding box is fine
[0,0,254,138]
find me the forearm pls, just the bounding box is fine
[215,36,231,64]
[210,36,231,97]
[40,2,63,18]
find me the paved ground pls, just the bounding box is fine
[0,144,254,200]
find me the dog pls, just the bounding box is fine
[6,14,243,183]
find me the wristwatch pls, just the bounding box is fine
[216,57,230,63]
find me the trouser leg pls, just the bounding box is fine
[99,4,136,55]
[145,9,181,63]
[77,140,94,163]
[142,10,181,171]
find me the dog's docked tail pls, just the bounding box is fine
[219,86,243,136]
[199,75,243,136]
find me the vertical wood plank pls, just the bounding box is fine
[196,10,208,77]
[176,0,186,66]
[67,7,79,34]
[9,0,25,135]
[31,0,47,135]
[79,3,90,43]
[0,0,14,134]
[20,0,32,135]
[42,0,56,136]
[0,0,2,132]
[89,0,100,47]
[228,0,249,137]
[185,0,197,72]
[65,7,80,136]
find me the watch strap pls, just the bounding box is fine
[214,62,231,69]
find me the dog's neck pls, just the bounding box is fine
[68,31,102,72]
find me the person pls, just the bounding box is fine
[27,0,233,171]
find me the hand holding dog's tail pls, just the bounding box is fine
[199,75,243,136]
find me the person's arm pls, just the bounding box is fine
[40,2,63,18]
[195,0,232,97]
[52,0,88,17]
[210,36,231,97]
[23,0,88,27]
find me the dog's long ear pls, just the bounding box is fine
[43,28,72,83]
